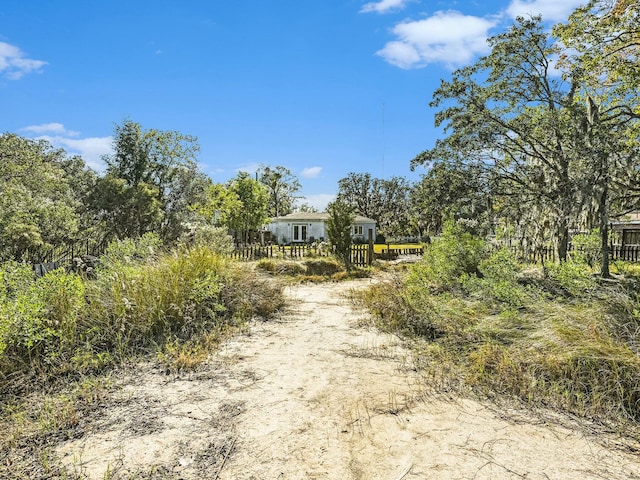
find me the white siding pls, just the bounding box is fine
[267,220,327,244]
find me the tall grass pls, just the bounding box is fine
[0,237,285,399]
[1,236,286,478]
[358,224,640,432]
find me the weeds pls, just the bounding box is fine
[0,239,285,479]
[358,229,640,434]
[256,256,370,282]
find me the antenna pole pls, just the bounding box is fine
[382,101,385,177]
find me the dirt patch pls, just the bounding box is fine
[56,279,640,479]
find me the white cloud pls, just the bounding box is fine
[235,163,261,175]
[298,194,335,212]
[506,0,586,23]
[199,163,225,176]
[38,134,113,172]
[377,11,497,69]
[21,123,79,137]
[0,41,47,79]
[301,166,322,179]
[20,123,111,170]
[360,0,411,14]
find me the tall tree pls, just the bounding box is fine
[295,203,319,214]
[0,134,87,259]
[336,173,411,236]
[555,0,640,276]
[89,175,163,240]
[190,180,241,227]
[56,154,98,235]
[326,199,355,271]
[409,161,490,236]
[413,17,587,262]
[96,119,203,242]
[257,165,301,218]
[226,172,269,243]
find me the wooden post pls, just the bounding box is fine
[367,229,374,266]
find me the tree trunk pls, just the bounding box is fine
[599,183,611,277]
[557,222,569,263]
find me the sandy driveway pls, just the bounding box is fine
[58,279,640,479]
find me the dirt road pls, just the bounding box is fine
[58,279,640,479]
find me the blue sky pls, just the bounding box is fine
[1,0,584,210]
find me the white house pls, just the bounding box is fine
[265,212,376,244]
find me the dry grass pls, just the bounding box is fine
[0,241,286,479]
[256,257,371,283]
[357,252,640,435]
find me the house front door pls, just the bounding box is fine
[293,224,307,242]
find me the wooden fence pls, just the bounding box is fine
[377,243,424,259]
[231,243,377,266]
[508,244,640,263]
[230,244,332,262]
[610,245,640,262]
[350,244,373,267]
[21,238,108,266]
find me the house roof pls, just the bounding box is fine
[611,219,640,230]
[270,212,376,224]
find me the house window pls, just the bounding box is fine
[353,225,363,235]
[293,224,308,242]
[623,230,640,245]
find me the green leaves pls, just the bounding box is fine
[98,119,204,243]
[257,165,301,218]
[413,15,632,264]
[336,173,411,236]
[226,172,270,243]
[0,134,82,260]
[326,199,355,271]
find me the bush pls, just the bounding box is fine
[462,249,528,307]
[0,263,85,377]
[179,223,235,255]
[256,259,307,275]
[0,243,285,397]
[357,279,441,339]
[571,229,602,267]
[546,260,596,296]
[409,221,486,291]
[326,199,355,271]
[303,258,343,276]
[358,234,640,431]
[100,232,162,269]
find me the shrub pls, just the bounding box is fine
[462,249,528,307]
[571,229,602,267]
[100,232,162,269]
[358,279,441,339]
[0,263,85,377]
[358,234,640,431]
[179,223,235,255]
[256,259,306,275]
[546,260,596,296]
[0,244,285,397]
[87,246,237,349]
[326,199,355,271]
[303,258,343,276]
[409,221,486,291]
